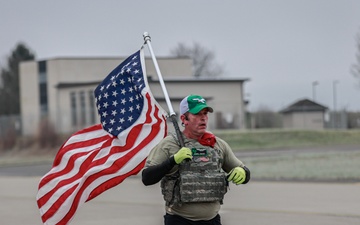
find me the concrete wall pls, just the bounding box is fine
[19,62,40,136]
[19,57,247,136]
[282,111,325,130]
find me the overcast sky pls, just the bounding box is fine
[1,0,360,111]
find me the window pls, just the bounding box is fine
[89,90,96,124]
[70,92,77,126]
[79,91,86,126]
[38,61,48,116]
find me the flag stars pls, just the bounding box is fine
[93,51,148,137]
[129,96,134,103]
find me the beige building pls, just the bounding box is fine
[19,56,249,136]
[280,98,328,130]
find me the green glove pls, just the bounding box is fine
[174,147,192,164]
[227,167,246,184]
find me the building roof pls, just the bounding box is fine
[155,77,250,83]
[39,56,191,61]
[55,77,250,88]
[280,98,328,114]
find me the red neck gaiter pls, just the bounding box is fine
[198,132,216,147]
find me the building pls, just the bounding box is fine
[19,56,249,136]
[280,98,328,130]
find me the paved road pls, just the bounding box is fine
[1,175,360,225]
[0,163,52,177]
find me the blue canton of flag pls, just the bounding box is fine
[94,50,146,137]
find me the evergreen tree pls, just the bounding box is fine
[0,43,35,115]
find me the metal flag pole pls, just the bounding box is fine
[143,32,185,147]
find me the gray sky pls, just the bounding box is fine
[1,0,360,111]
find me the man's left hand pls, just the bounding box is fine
[227,167,246,184]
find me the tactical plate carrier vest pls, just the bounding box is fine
[161,136,228,207]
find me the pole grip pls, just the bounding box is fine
[169,114,185,147]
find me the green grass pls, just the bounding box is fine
[215,129,360,151]
[243,151,360,182]
[214,129,360,182]
[1,129,359,182]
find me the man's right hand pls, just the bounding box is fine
[174,147,192,164]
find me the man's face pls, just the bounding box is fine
[183,108,209,137]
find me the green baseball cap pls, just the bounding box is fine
[180,94,213,115]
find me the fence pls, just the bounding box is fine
[0,115,21,150]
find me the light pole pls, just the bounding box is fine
[312,81,319,101]
[333,80,339,129]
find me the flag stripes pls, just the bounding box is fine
[37,90,167,224]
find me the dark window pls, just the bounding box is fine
[79,91,86,126]
[89,90,96,124]
[38,61,48,116]
[70,92,77,126]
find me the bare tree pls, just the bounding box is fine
[351,30,360,89]
[170,42,224,78]
[252,105,282,128]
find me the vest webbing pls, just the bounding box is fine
[161,133,228,206]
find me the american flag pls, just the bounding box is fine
[36,49,168,224]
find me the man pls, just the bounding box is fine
[142,94,250,225]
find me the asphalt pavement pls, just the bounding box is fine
[1,172,360,225]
